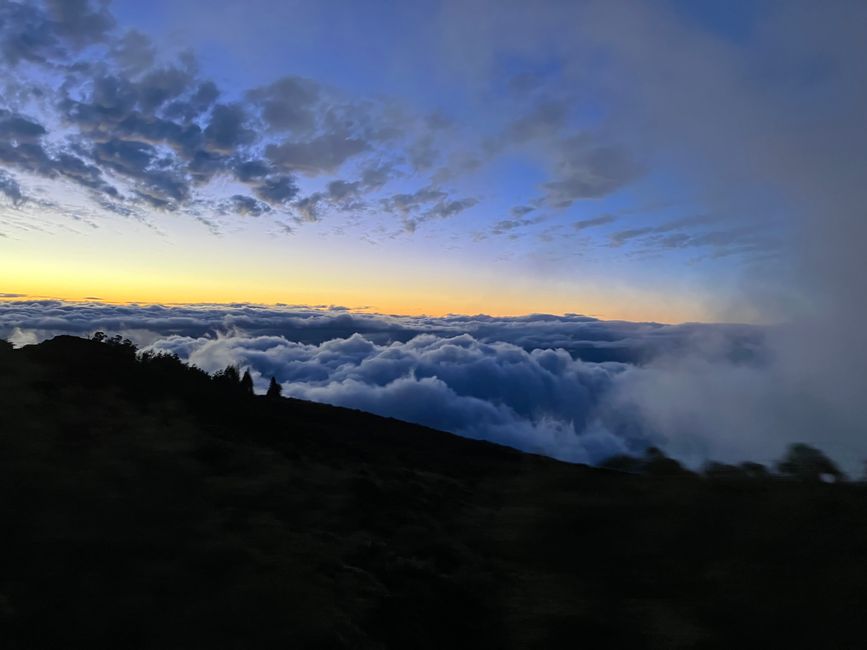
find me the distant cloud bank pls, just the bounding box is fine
[4,299,829,469]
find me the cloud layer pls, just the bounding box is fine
[0,299,801,468]
[146,331,630,463]
[4,299,866,471]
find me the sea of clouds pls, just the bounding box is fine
[4,299,827,469]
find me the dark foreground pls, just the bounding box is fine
[1,336,865,649]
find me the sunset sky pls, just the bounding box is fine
[0,1,856,322]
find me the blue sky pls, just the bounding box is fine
[0,0,858,322]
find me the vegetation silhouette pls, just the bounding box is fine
[240,369,254,395]
[266,375,283,399]
[777,442,845,482]
[1,334,866,649]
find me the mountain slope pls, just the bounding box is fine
[1,336,865,649]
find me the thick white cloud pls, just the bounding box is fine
[144,331,632,463]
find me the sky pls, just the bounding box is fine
[0,0,817,322]
[2,0,866,469]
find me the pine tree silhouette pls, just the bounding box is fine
[266,376,282,399]
[240,369,254,395]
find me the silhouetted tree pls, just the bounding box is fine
[240,369,254,395]
[777,443,844,482]
[602,447,691,477]
[703,460,769,481]
[213,365,241,390]
[643,446,690,477]
[738,461,770,479]
[703,461,742,480]
[266,376,282,399]
[601,454,644,474]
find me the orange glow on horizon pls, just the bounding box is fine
[0,288,710,324]
[0,235,725,324]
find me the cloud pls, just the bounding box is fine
[543,140,643,208]
[10,300,864,471]
[0,171,24,205]
[0,0,113,64]
[506,100,569,143]
[0,110,46,141]
[491,215,544,235]
[0,1,664,242]
[203,103,255,152]
[223,195,271,217]
[573,214,615,231]
[0,300,784,467]
[247,76,320,134]
[144,331,632,463]
[0,300,763,364]
[253,175,299,205]
[0,1,478,233]
[266,133,370,174]
[380,186,478,232]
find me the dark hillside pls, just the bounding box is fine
[1,336,865,649]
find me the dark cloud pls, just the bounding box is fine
[44,0,115,46]
[0,171,24,205]
[0,0,645,237]
[90,139,189,208]
[382,186,446,216]
[492,215,544,235]
[233,159,271,182]
[266,132,369,174]
[605,215,766,259]
[326,179,361,201]
[136,66,196,114]
[511,205,535,217]
[508,72,545,96]
[574,214,616,231]
[289,178,367,223]
[53,152,118,196]
[291,193,323,223]
[420,197,478,221]
[164,81,219,122]
[507,100,569,142]
[544,141,643,208]
[0,1,59,64]
[610,227,652,247]
[379,185,478,232]
[247,76,320,134]
[224,194,271,217]
[203,103,255,153]
[253,174,299,205]
[359,162,395,189]
[0,2,411,225]
[0,0,112,64]
[0,111,47,141]
[407,133,439,171]
[111,29,155,74]
[0,139,53,176]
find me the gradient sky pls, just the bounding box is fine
[1,0,848,322]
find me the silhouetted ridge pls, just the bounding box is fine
[0,335,864,649]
